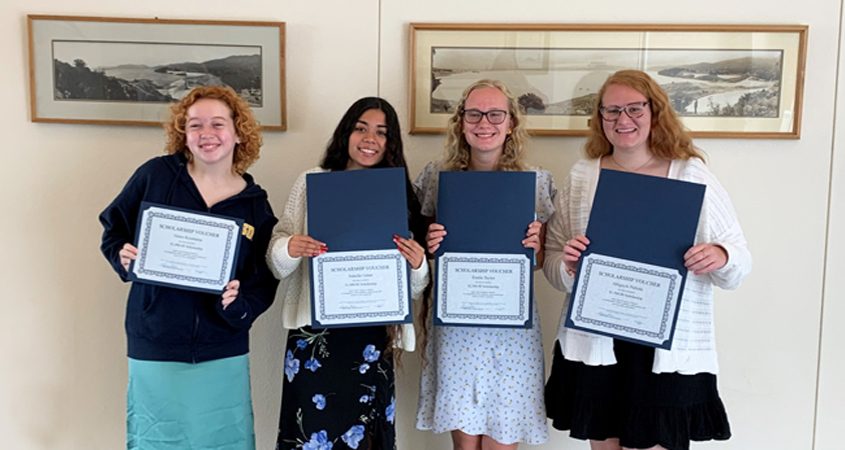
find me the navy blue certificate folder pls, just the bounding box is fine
[435,171,536,328]
[306,167,412,328]
[306,168,409,250]
[565,169,706,348]
[435,171,535,258]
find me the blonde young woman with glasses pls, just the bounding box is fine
[414,79,556,450]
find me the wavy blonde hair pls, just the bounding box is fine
[441,79,528,171]
[585,69,703,161]
[164,85,263,174]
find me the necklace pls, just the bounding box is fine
[610,153,655,173]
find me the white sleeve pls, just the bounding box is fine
[543,180,576,293]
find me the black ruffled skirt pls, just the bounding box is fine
[545,340,731,450]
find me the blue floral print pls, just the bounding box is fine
[312,394,326,411]
[362,344,380,363]
[284,350,300,382]
[386,397,395,424]
[305,357,322,372]
[302,430,332,450]
[290,328,331,359]
[279,327,397,450]
[340,425,365,449]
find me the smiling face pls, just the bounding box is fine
[184,98,240,170]
[462,86,512,157]
[346,108,387,170]
[600,83,652,155]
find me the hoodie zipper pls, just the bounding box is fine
[173,156,262,363]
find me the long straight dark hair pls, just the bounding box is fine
[320,97,428,362]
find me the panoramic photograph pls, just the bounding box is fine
[430,47,783,119]
[51,40,263,106]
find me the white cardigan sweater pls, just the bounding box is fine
[266,167,430,351]
[543,157,751,374]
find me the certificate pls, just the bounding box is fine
[306,168,413,328]
[310,249,410,327]
[436,252,531,327]
[569,254,681,346]
[434,171,536,328]
[564,169,705,349]
[130,202,242,293]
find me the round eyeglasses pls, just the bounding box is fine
[599,101,650,121]
[462,108,509,124]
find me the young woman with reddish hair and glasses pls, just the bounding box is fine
[543,69,752,450]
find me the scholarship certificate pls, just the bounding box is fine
[434,171,536,328]
[310,249,410,327]
[306,168,413,328]
[130,202,242,293]
[569,254,681,346]
[564,169,705,349]
[436,252,531,327]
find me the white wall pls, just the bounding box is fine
[0,0,842,449]
[814,2,845,450]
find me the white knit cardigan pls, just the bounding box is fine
[266,167,430,352]
[543,157,751,374]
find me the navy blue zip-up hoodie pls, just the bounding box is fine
[99,153,279,363]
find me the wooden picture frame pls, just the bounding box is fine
[410,23,807,139]
[27,15,286,130]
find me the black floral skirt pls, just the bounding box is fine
[545,340,731,450]
[277,326,396,450]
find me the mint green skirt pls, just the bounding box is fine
[127,355,255,450]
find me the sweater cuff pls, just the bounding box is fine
[268,235,302,279]
[410,258,430,299]
[714,242,739,273]
[561,263,575,292]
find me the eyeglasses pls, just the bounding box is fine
[462,109,509,124]
[599,101,650,121]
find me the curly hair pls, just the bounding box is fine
[585,70,703,161]
[164,85,263,174]
[441,79,529,172]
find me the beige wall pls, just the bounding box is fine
[1,0,842,449]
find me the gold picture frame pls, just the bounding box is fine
[27,15,286,130]
[410,23,807,139]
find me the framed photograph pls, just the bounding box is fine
[410,23,807,138]
[27,15,286,130]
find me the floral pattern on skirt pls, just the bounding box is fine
[277,326,396,450]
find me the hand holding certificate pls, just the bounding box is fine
[306,168,413,328]
[434,171,536,328]
[129,202,243,293]
[565,169,705,349]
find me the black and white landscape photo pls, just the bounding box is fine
[429,47,783,119]
[51,40,263,106]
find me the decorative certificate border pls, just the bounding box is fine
[436,252,531,328]
[131,203,242,294]
[568,253,681,347]
[312,250,411,327]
